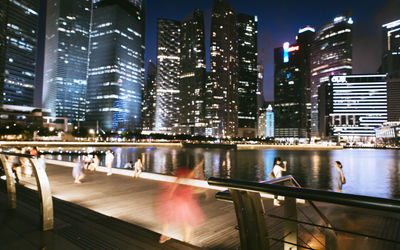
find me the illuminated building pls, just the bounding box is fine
[258,104,274,138]
[237,13,258,138]
[179,9,206,135]
[154,19,181,133]
[375,122,400,146]
[142,61,157,131]
[0,0,6,97]
[266,104,274,138]
[381,20,400,122]
[86,0,145,132]
[1,0,39,106]
[208,0,238,138]
[42,0,91,122]
[381,19,400,76]
[257,63,265,111]
[330,74,387,140]
[310,11,353,138]
[274,27,314,138]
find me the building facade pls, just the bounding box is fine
[208,0,238,138]
[381,20,400,122]
[257,62,265,112]
[1,0,39,106]
[42,0,91,122]
[274,28,314,138]
[86,0,145,132]
[142,61,157,132]
[179,9,206,135]
[154,19,181,133]
[258,104,274,138]
[310,11,353,138]
[381,19,400,76]
[330,74,387,141]
[237,13,258,138]
[0,0,6,98]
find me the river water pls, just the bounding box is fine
[46,146,400,199]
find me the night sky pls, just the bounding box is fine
[144,0,400,101]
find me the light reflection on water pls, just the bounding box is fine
[46,147,400,199]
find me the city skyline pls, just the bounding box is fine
[144,0,400,101]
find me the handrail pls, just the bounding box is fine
[208,177,400,213]
[263,175,335,232]
[0,151,53,231]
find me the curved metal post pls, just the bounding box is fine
[29,158,54,231]
[229,189,269,250]
[0,154,16,209]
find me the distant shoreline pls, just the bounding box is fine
[0,141,345,150]
[2,141,398,150]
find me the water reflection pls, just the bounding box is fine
[44,146,400,199]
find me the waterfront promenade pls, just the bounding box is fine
[3,160,400,249]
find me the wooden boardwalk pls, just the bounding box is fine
[19,163,241,249]
[14,162,400,249]
[0,183,201,250]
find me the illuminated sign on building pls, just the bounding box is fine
[331,76,348,83]
[288,45,299,52]
[283,42,289,63]
[298,26,315,33]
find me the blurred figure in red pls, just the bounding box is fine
[156,158,205,244]
[30,146,38,157]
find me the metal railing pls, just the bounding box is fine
[208,176,400,250]
[0,152,53,231]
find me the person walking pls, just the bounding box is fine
[156,159,205,244]
[272,157,287,206]
[133,158,143,178]
[72,159,85,184]
[30,146,38,157]
[335,161,345,192]
[88,155,100,171]
[105,149,114,176]
[38,154,46,172]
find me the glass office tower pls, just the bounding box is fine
[310,11,352,138]
[86,0,145,132]
[1,0,39,106]
[208,0,238,137]
[180,9,206,135]
[43,0,91,121]
[154,19,181,133]
[237,13,258,138]
[142,60,157,131]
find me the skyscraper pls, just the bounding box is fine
[237,13,258,138]
[154,19,181,133]
[179,9,206,135]
[274,28,314,138]
[1,0,39,106]
[142,60,157,131]
[42,0,91,121]
[86,0,145,132]
[310,11,352,138]
[208,0,238,137]
[381,19,400,76]
[381,20,400,122]
[0,1,6,97]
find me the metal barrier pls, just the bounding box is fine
[0,152,53,231]
[208,176,400,250]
